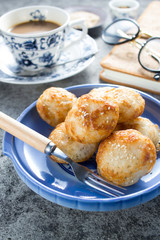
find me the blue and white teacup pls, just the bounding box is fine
[0,5,88,72]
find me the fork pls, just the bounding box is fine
[0,111,125,197]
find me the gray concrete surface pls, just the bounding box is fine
[1,0,160,239]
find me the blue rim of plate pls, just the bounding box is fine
[0,29,97,85]
[3,84,160,211]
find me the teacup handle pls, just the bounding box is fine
[64,19,88,49]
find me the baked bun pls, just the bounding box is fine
[96,129,156,186]
[90,87,145,123]
[49,122,98,163]
[115,117,160,150]
[89,87,115,98]
[65,93,119,144]
[36,87,77,127]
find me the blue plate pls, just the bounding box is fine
[3,84,160,211]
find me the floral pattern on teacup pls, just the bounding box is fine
[2,28,66,70]
[1,9,67,70]
[30,10,46,21]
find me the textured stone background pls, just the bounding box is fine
[1,0,160,239]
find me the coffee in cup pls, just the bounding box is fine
[0,6,87,72]
[9,20,61,34]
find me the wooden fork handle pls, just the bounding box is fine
[0,111,51,153]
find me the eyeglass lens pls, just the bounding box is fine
[138,38,160,72]
[102,19,140,45]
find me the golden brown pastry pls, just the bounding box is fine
[49,122,98,163]
[36,87,77,127]
[96,129,156,186]
[90,87,145,123]
[89,87,115,98]
[65,93,119,144]
[115,117,160,151]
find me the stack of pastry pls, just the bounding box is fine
[36,86,160,186]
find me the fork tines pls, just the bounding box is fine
[86,172,126,197]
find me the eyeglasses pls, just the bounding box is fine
[102,18,160,81]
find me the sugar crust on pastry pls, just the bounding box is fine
[36,86,158,187]
[65,93,119,144]
[49,122,98,163]
[96,129,156,186]
[36,87,77,127]
[115,116,160,150]
[90,87,145,123]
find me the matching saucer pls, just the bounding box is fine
[0,29,97,84]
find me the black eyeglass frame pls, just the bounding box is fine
[102,18,140,45]
[102,18,160,81]
[138,37,160,72]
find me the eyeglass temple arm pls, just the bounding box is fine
[138,31,153,39]
[116,29,143,51]
[104,31,132,40]
[135,40,160,60]
[135,38,160,81]
[116,29,133,40]
[106,29,153,42]
[117,28,154,45]
[117,29,160,58]
[117,29,160,80]
[117,29,153,40]
[134,39,160,67]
